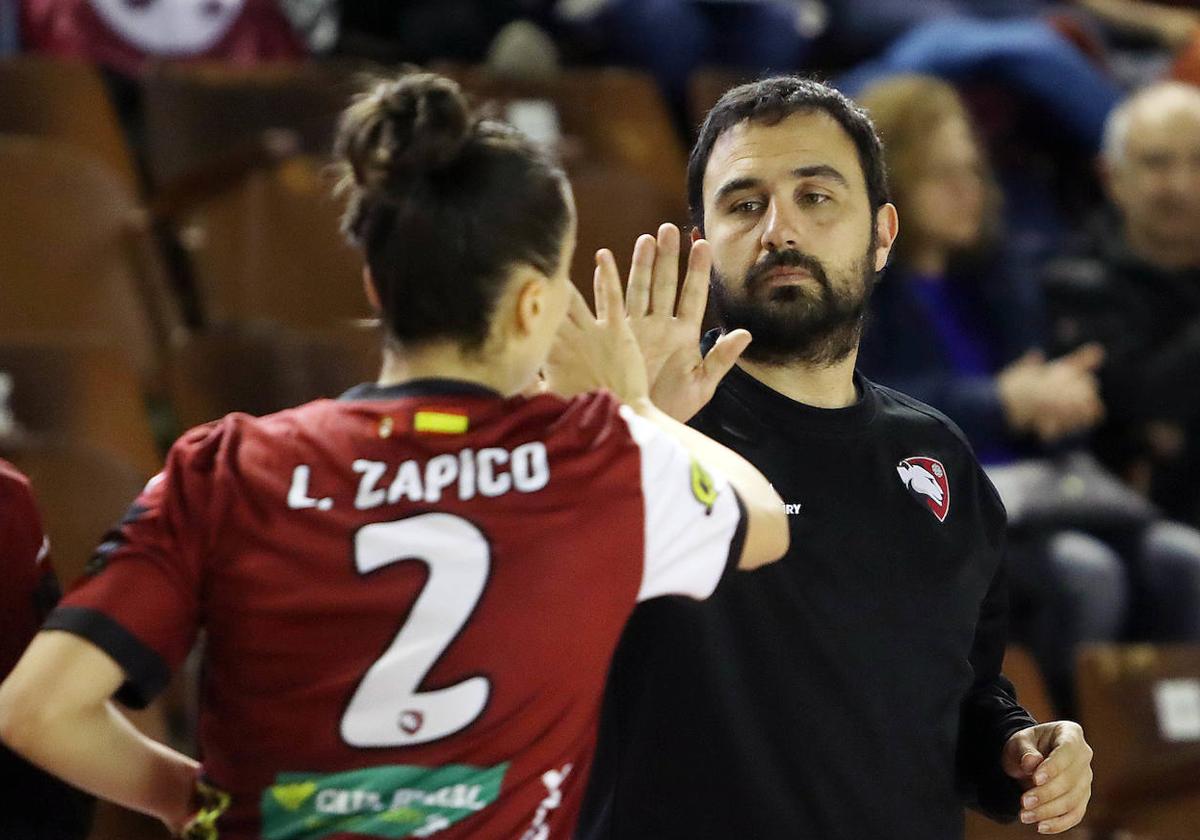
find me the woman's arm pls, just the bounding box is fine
[0,631,198,834]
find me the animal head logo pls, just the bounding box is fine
[897,457,950,522]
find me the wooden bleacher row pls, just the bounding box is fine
[0,54,691,465]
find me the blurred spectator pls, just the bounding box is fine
[336,0,554,66]
[1,0,18,55]
[838,16,1120,152]
[21,0,308,76]
[554,0,824,120]
[857,75,1200,708]
[824,0,1052,61]
[1080,0,1200,51]
[0,458,92,839]
[1045,81,1200,527]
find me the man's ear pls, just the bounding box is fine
[873,204,900,273]
[362,267,382,313]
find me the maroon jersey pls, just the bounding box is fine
[22,0,305,76]
[50,381,745,840]
[0,457,57,680]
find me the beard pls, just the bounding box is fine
[709,239,878,366]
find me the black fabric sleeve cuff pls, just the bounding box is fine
[42,606,170,710]
[723,489,750,579]
[959,676,1038,822]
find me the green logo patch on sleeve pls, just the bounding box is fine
[261,763,509,840]
[690,458,718,515]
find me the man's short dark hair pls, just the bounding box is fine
[687,76,890,231]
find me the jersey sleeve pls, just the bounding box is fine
[0,461,59,680]
[618,406,747,602]
[43,421,228,709]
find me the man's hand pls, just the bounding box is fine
[1002,721,1093,834]
[624,223,751,421]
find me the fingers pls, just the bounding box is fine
[594,250,621,323]
[624,235,657,317]
[595,249,626,325]
[702,329,752,387]
[1020,777,1091,834]
[566,282,594,328]
[1060,342,1105,372]
[1033,728,1091,786]
[649,223,681,315]
[1002,728,1043,780]
[1032,802,1088,835]
[1014,349,1045,368]
[1021,758,1080,811]
[677,238,713,325]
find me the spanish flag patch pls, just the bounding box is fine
[413,410,470,435]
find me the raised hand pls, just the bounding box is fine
[623,223,751,421]
[543,255,650,405]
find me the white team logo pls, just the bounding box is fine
[89,0,246,54]
[897,456,950,522]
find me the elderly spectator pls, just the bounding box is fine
[1046,81,1200,532]
[858,75,1200,709]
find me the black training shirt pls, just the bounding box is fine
[579,363,1035,840]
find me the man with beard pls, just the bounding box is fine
[577,77,1094,839]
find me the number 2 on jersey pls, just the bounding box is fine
[340,513,491,748]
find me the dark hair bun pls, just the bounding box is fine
[339,72,473,191]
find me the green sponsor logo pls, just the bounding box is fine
[261,763,509,840]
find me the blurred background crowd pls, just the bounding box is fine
[2,1,1200,837]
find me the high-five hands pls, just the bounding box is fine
[543,251,650,405]
[623,224,751,421]
[545,223,751,417]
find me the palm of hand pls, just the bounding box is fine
[620,225,750,421]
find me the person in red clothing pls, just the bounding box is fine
[0,71,787,840]
[21,0,307,76]
[0,458,93,839]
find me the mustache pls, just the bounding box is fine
[745,250,831,295]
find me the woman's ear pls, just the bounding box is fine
[512,269,549,337]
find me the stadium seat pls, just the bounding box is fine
[0,340,160,478]
[141,60,365,196]
[569,163,690,308]
[3,442,145,586]
[0,137,179,377]
[439,65,688,201]
[170,155,370,329]
[1076,644,1200,840]
[0,55,141,193]
[688,66,756,131]
[167,324,380,429]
